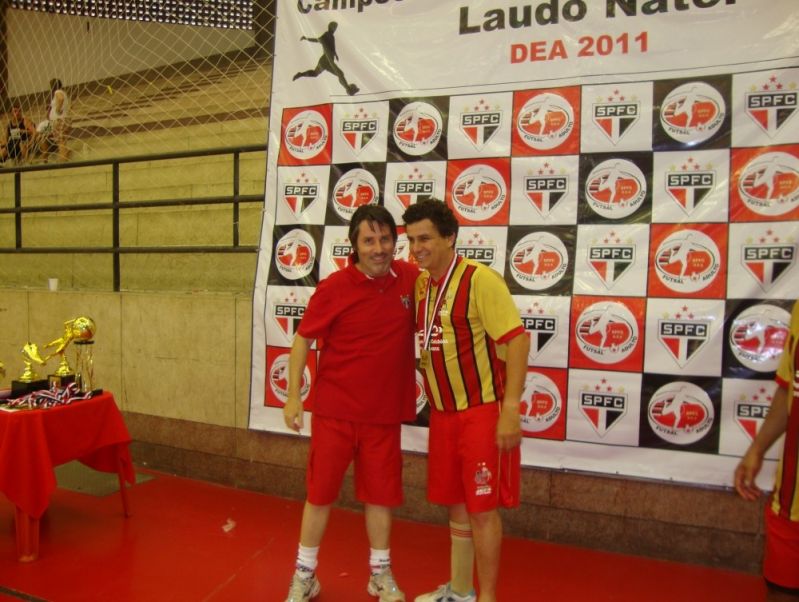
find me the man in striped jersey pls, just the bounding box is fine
[403,200,529,602]
[735,299,799,600]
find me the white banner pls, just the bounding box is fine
[249,0,799,488]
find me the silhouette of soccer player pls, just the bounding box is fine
[597,162,624,203]
[752,156,784,200]
[667,233,697,277]
[660,386,691,428]
[587,305,614,348]
[293,22,359,96]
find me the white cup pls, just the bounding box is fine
[48,278,59,292]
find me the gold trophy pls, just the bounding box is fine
[71,317,97,393]
[11,342,49,397]
[44,319,79,387]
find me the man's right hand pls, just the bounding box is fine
[283,395,304,432]
[733,447,763,501]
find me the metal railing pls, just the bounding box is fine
[0,144,266,291]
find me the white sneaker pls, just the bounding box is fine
[285,572,320,602]
[414,583,476,602]
[368,568,406,601]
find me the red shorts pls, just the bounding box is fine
[764,506,799,590]
[427,403,520,514]
[307,414,403,507]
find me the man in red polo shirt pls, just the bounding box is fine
[735,299,799,601]
[282,205,417,602]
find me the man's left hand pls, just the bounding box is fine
[496,405,522,450]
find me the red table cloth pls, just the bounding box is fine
[0,391,135,519]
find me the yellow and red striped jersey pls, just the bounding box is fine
[773,299,799,522]
[415,257,524,412]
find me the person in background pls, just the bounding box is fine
[282,204,418,602]
[403,199,529,602]
[734,299,799,601]
[39,78,70,162]
[1,103,36,164]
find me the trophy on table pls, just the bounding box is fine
[43,318,79,387]
[11,342,49,397]
[70,317,97,393]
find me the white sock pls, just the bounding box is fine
[295,544,319,575]
[369,547,391,575]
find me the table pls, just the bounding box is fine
[0,391,135,561]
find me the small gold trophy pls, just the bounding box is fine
[11,342,49,397]
[44,319,80,387]
[71,317,97,393]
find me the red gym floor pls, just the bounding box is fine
[0,469,766,601]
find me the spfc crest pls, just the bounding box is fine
[588,243,635,289]
[657,316,710,368]
[340,107,378,154]
[524,173,568,217]
[665,170,715,215]
[593,98,640,145]
[579,385,627,437]
[460,103,502,150]
[742,233,796,292]
[282,181,320,218]
[745,74,798,138]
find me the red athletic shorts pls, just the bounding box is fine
[764,505,799,590]
[427,403,521,514]
[306,414,403,507]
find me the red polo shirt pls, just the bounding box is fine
[298,259,418,424]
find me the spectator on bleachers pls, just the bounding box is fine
[37,78,71,162]
[0,103,36,165]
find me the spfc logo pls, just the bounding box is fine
[282,180,320,218]
[393,101,443,156]
[285,110,329,160]
[657,311,710,368]
[738,151,799,217]
[585,159,646,219]
[660,82,725,145]
[742,230,796,292]
[456,230,496,267]
[665,160,715,215]
[579,381,627,437]
[272,293,307,341]
[509,232,568,291]
[269,353,311,405]
[460,100,502,149]
[745,74,798,137]
[332,168,379,221]
[517,92,574,150]
[521,311,558,360]
[520,372,562,433]
[575,301,639,364]
[340,107,378,154]
[729,304,790,372]
[524,172,568,217]
[647,382,714,445]
[394,179,435,209]
[330,240,352,271]
[734,392,771,441]
[593,95,640,145]
[451,165,507,221]
[588,239,635,289]
[275,229,316,280]
[654,229,720,293]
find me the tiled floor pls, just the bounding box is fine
[0,469,766,601]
